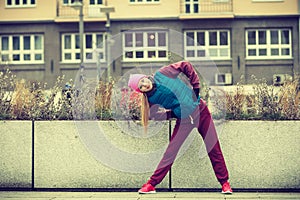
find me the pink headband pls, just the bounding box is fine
[128,74,146,92]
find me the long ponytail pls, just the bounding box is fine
[141,93,150,133]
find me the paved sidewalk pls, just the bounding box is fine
[0,191,300,200]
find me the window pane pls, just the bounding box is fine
[197,32,205,46]
[24,36,31,50]
[248,49,256,56]
[281,30,290,44]
[1,37,9,50]
[258,31,266,45]
[187,50,195,57]
[24,54,30,60]
[34,35,42,50]
[185,5,190,13]
[259,49,266,56]
[13,54,20,61]
[135,33,143,47]
[148,51,156,58]
[90,0,95,4]
[96,34,103,48]
[247,31,256,45]
[7,0,12,5]
[136,51,144,58]
[193,3,198,13]
[1,55,9,61]
[125,33,133,47]
[158,50,166,58]
[75,35,80,49]
[158,32,166,46]
[281,48,290,56]
[35,54,42,60]
[64,35,71,49]
[197,50,205,57]
[13,37,20,50]
[270,30,278,44]
[220,31,228,45]
[16,0,20,5]
[31,0,35,4]
[186,32,194,46]
[148,33,155,47]
[97,0,102,4]
[220,49,228,56]
[125,51,133,58]
[209,32,217,45]
[85,35,92,48]
[23,0,27,5]
[209,49,218,56]
[271,48,279,56]
[65,53,71,60]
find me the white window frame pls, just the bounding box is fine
[0,34,44,64]
[61,32,105,63]
[122,30,168,62]
[6,0,36,7]
[245,29,292,59]
[184,0,199,14]
[184,30,231,60]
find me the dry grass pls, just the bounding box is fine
[0,69,299,120]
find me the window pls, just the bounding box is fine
[6,0,35,7]
[123,31,168,61]
[184,0,199,14]
[63,0,82,5]
[89,0,102,5]
[129,0,160,3]
[184,30,230,60]
[0,34,43,64]
[246,29,292,59]
[61,33,105,63]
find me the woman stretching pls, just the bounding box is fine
[128,61,232,194]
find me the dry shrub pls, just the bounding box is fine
[10,79,34,119]
[225,83,247,119]
[0,70,15,119]
[95,80,114,120]
[278,77,300,119]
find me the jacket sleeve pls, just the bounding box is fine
[159,61,200,89]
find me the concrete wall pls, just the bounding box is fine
[0,120,299,190]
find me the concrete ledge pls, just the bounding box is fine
[0,120,299,189]
[173,121,300,189]
[0,121,32,188]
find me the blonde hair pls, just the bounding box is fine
[141,93,150,133]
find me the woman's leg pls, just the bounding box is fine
[197,103,229,185]
[149,119,195,186]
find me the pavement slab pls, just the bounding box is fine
[0,192,300,200]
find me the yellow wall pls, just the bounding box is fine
[0,0,56,21]
[233,0,298,16]
[0,0,298,22]
[109,0,180,19]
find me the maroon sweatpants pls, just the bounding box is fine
[148,99,229,186]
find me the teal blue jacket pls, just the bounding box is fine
[146,61,200,119]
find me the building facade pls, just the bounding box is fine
[0,0,299,86]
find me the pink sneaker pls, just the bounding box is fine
[138,182,156,194]
[222,181,233,194]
